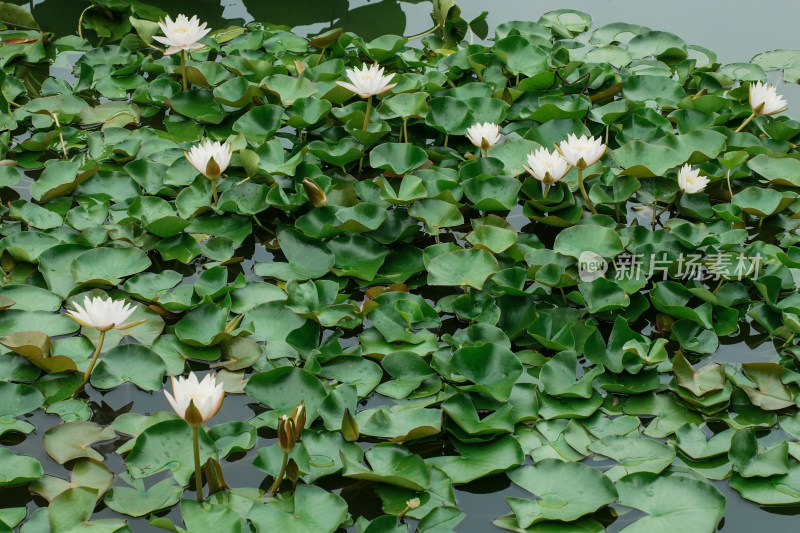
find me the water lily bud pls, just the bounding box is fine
[184,399,205,427]
[302,178,327,207]
[407,498,421,509]
[278,415,296,454]
[656,313,674,334]
[286,458,300,483]
[203,457,230,495]
[290,401,306,441]
[1,250,15,272]
[341,408,359,442]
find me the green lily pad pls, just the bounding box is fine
[70,246,151,285]
[90,344,167,391]
[342,443,431,491]
[615,473,725,533]
[104,473,183,518]
[247,485,348,533]
[43,421,117,464]
[427,248,501,290]
[0,448,42,487]
[506,460,618,528]
[452,343,523,401]
[125,420,217,485]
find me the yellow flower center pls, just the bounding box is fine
[174,27,189,34]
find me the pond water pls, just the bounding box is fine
[5,1,800,532]
[25,0,800,113]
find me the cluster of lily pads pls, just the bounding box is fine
[5,3,800,532]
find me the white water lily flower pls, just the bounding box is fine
[164,372,224,426]
[336,63,397,98]
[466,122,502,150]
[522,147,569,184]
[677,164,709,194]
[153,14,211,56]
[185,140,232,180]
[66,296,138,332]
[749,81,788,116]
[558,134,606,170]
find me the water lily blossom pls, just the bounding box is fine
[164,372,225,427]
[466,122,502,154]
[557,134,606,214]
[153,14,210,55]
[164,372,224,502]
[336,63,397,98]
[557,134,606,170]
[737,81,789,132]
[67,296,140,332]
[677,164,709,194]
[67,296,144,393]
[337,63,397,130]
[186,140,232,180]
[185,140,232,203]
[749,81,788,117]
[522,147,569,186]
[154,14,210,91]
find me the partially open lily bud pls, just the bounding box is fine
[302,178,327,207]
[342,408,359,442]
[290,402,306,441]
[407,498,421,509]
[278,415,296,454]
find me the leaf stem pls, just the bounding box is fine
[726,169,733,198]
[405,22,442,41]
[46,111,67,158]
[80,330,105,390]
[362,95,372,131]
[652,198,658,230]
[712,278,724,294]
[403,117,408,143]
[577,168,596,214]
[268,452,289,495]
[193,426,203,502]
[180,50,188,92]
[735,112,755,133]
[77,5,94,40]
[315,45,327,66]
